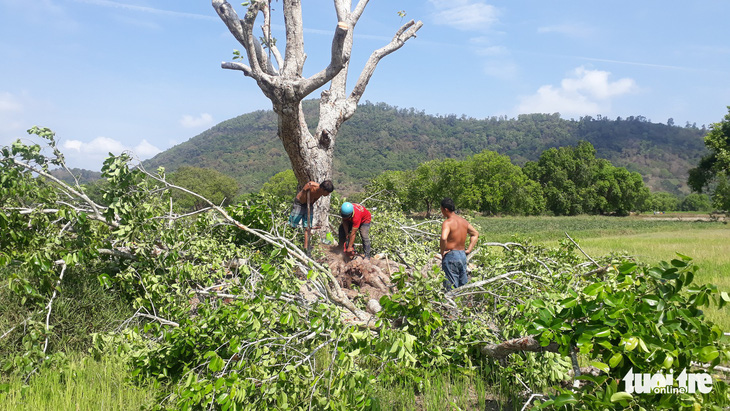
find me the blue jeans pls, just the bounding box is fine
[442,250,467,291]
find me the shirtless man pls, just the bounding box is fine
[439,197,479,290]
[289,180,334,253]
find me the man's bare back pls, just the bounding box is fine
[295,182,326,204]
[440,204,478,256]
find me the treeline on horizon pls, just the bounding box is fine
[143,100,709,197]
[363,140,712,217]
[71,139,713,218]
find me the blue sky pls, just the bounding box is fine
[2,0,729,171]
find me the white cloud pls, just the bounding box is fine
[429,0,499,31]
[134,139,162,157]
[62,136,126,155]
[517,66,637,117]
[180,113,214,128]
[60,136,161,169]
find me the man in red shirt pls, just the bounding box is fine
[338,202,372,258]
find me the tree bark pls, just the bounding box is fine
[213,0,422,230]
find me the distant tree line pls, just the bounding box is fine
[367,141,712,216]
[77,140,715,216]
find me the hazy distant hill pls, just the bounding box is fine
[144,100,708,196]
[49,168,102,185]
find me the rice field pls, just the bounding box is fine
[473,212,730,329]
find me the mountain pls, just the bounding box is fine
[49,168,102,185]
[144,100,708,196]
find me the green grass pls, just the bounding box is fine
[367,369,509,411]
[473,213,730,330]
[0,354,159,411]
[578,228,730,330]
[473,213,725,244]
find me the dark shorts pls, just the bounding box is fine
[288,199,309,228]
[442,250,468,291]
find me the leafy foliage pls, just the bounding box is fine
[530,255,730,409]
[369,142,648,216]
[3,128,729,410]
[524,141,650,216]
[689,106,730,212]
[168,166,239,211]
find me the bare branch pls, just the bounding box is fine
[297,23,351,98]
[135,312,180,327]
[565,232,599,267]
[347,19,423,109]
[221,61,253,76]
[350,0,369,23]
[447,271,525,298]
[281,0,305,77]
[10,158,114,227]
[213,0,275,86]
[43,260,67,354]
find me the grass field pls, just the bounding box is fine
[473,212,730,329]
[0,354,160,411]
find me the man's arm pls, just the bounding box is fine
[465,223,479,254]
[303,181,319,193]
[347,229,357,252]
[440,221,450,256]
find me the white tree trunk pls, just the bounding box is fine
[213,0,423,229]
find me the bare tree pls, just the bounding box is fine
[212,0,422,228]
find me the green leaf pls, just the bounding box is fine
[559,296,577,308]
[699,346,719,362]
[593,327,611,338]
[609,352,623,368]
[642,295,660,307]
[610,392,633,402]
[552,394,577,406]
[617,262,637,273]
[584,282,604,296]
[590,361,610,373]
[622,336,639,351]
[675,252,692,261]
[648,267,664,279]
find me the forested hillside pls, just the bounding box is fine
[144,100,708,195]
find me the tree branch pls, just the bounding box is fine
[10,158,114,227]
[297,23,351,98]
[565,232,600,267]
[43,260,67,354]
[347,19,423,110]
[447,271,526,298]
